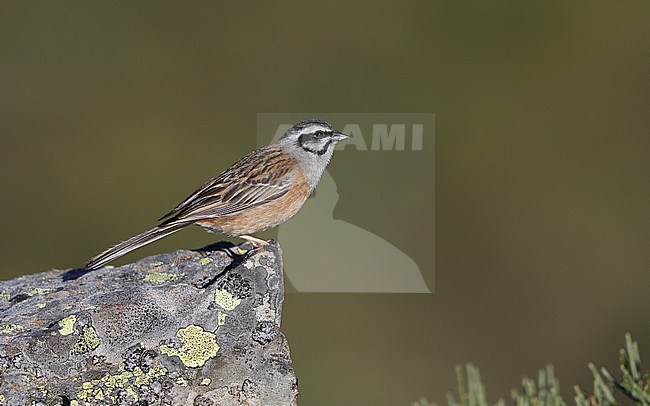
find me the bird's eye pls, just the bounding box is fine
[314,131,325,138]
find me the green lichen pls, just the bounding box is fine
[73,325,100,354]
[27,287,54,297]
[58,315,77,336]
[160,325,219,368]
[75,364,168,404]
[200,377,212,386]
[0,393,5,404]
[235,247,249,255]
[199,257,213,265]
[144,272,185,284]
[0,324,25,335]
[36,303,46,309]
[217,311,227,326]
[214,289,241,311]
[0,291,10,301]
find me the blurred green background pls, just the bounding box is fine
[2,1,649,404]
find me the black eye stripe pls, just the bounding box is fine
[297,131,329,144]
[296,133,334,156]
[302,140,332,156]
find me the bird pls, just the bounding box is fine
[85,119,348,270]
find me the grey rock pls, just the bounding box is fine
[0,242,299,405]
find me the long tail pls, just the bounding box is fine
[85,223,188,270]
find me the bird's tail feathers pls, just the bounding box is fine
[85,223,187,270]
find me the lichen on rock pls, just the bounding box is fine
[57,315,77,336]
[160,325,220,368]
[0,241,297,405]
[73,325,101,355]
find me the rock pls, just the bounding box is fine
[0,241,298,405]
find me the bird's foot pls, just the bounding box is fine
[233,235,269,255]
[239,235,269,247]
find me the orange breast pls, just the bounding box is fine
[196,168,310,237]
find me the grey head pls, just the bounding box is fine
[276,119,348,191]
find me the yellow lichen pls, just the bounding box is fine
[0,292,10,301]
[214,289,241,311]
[73,325,100,354]
[58,315,77,336]
[217,311,227,326]
[144,272,185,284]
[36,303,46,309]
[27,287,54,297]
[160,325,219,368]
[200,377,212,386]
[94,389,104,401]
[75,364,168,404]
[0,324,25,335]
[199,257,213,265]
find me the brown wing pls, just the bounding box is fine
[159,145,296,225]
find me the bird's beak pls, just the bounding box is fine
[332,131,349,141]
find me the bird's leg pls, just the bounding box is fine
[235,235,270,254]
[236,235,268,255]
[239,235,269,247]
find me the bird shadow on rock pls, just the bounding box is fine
[61,267,94,282]
[190,240,263,289]
[62,240,254,284]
